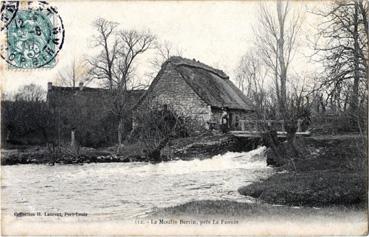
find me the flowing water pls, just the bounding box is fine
[2,147,273,221]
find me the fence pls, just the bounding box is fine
[236,119,303,132]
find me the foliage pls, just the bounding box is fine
[2,86,125,147]
[1,100,55,145]
[129,105,206,155]
[310,110,367,135]
[1,84,54,145]
[240,136,367,207]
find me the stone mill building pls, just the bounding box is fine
[135,56,255,129]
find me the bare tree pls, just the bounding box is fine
[114,29,156,88]
[1,91,15,101]
[56,58,89,87]
[312,0,368,117]
[87,18,119,90]
[88,18,156,149]
[14,84,46,102]
[235,48,271,118]
[143,40,183,84]
[114,29,156,148]
[151,41,183,70]
[254,1,302,118]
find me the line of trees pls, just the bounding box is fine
[313,1,368,119]
[235,0,368,135]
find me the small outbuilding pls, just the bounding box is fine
[47,82,145,146]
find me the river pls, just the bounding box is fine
[2,147,273,221]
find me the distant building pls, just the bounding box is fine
[47,82,145,146]
[135,56,255,129]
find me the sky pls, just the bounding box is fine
[1,0,323,94]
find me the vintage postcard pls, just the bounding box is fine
[0,0,368,235]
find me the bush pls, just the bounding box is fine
[129,106,207,155]
[1,100,55,145]
[1,99,122,148]
[311,111,367,135]
[239,171,367,207]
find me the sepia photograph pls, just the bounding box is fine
[0,0,368,235]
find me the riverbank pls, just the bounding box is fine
[149,199,367,235]
[1,146,125,165]
[238,134,367,207]
[152,200,366,220]
[1,134,243,165]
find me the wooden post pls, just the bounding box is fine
[71,128,77,152]
[240,120,245,131]
[58,110,61,151]
[281,120,285,132]
[297,119,302,132]
[254,120,259,131]
[267,120,272,129]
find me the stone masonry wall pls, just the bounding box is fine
[142,63,211,125]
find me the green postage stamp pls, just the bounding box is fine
[0,1,64,69]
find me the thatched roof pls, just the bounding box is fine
[138,56,253,111]
[48,84,145,95]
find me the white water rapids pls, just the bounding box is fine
[2,147,273,221]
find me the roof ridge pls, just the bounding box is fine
[167,56,229,79]
[50,85,106,90]
[49,86,146,92]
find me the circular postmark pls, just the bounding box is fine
[1,1,64,69]
[1,1,19,31]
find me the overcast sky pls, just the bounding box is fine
[1,1,322,94]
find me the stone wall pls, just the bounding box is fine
[141,63,211,125]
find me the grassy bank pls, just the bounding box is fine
[149,200,367,236]
[151,200,365,220]
[238,134,367,207]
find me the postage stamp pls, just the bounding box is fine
[0,1,19,31]
[0,1,64,69]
